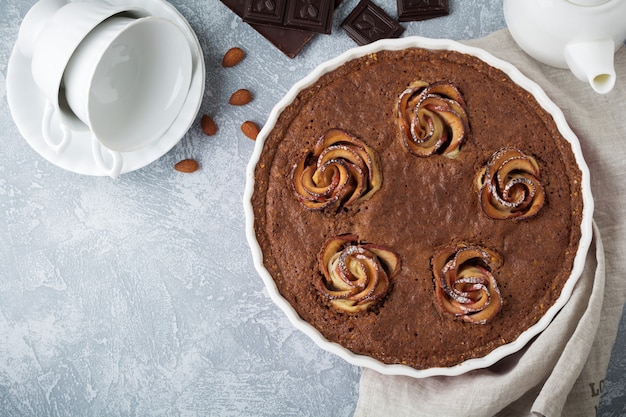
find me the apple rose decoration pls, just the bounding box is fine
[397,80,469,158]
[477,147,546,220]
[317,235,401,313]
[291,128,382,211]
[432,244,503,324]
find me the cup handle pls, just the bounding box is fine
[91,137,123,179]
[41,100,71,154]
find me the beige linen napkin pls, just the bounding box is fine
[354,29,626,417]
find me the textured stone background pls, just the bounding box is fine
[0,0,624,415]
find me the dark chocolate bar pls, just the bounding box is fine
[245,0,286,26]
[396,0,449,22]
[244,0,334,34]
[341,0,405,46]
[220,0,341,58]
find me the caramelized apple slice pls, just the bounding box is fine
[291,154,342,211]
[427,81,466,105]
[317,235,400,313]
[397,81,469,158]
[315,129,382,199]
[477,147,546,220]
[432,244,503,324]
[291,129,382,211]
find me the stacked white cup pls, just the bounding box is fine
[18,0,193,178]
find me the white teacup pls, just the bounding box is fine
[17,0,69,59]
[29,0,149,177]
[63,16,192,157]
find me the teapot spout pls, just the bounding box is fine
[564,38,616,94]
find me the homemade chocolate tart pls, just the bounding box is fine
[244,37,593,377]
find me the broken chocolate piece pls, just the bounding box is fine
[220,0,341,58]
[396,0,449,22]
[244,0,334,34]
[341,0,405,46]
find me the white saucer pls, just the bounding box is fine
[6,0,205,176]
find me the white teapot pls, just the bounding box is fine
[504,0,626,94]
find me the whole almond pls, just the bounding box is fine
[241,120,260,140]
[200,114,217,136]
[222,47,245,67]
[174,159,199,173]
[229,89,253,106]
